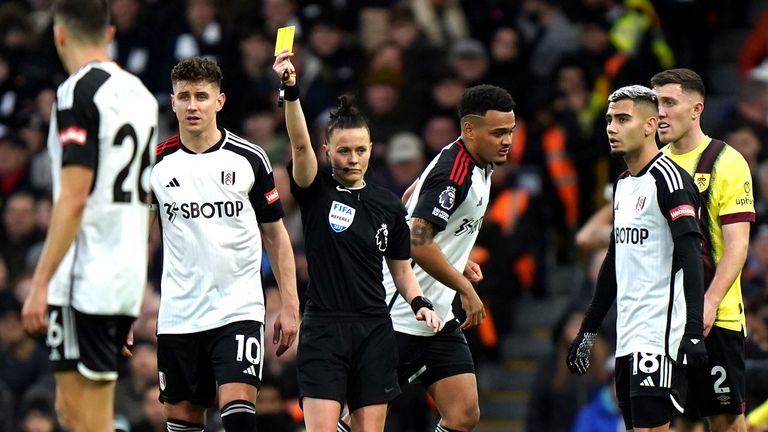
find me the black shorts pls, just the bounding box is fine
[46,305,134,381]
[297,316,400,412]
[395,319,475,388]
[616,352,687,429]
[682,326,746,418]
[157,320,264,408]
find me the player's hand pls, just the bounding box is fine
[121,327,134,358]
[703,294,718,337]
[566,331,597,376]
[459,287,485,330]
[415,308,444,333]
[273,50,296,86]
[677,333,708,368]
[273,304,299,357]
[463,260,483,286]
[22,283,49,335]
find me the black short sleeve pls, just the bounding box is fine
[385,202,410,260]
[225,142,284,223]
[57,69,110,170]
[286,160,323,205]
[249,163,284,223]
[411,162,472,232]
[657,169,701,240]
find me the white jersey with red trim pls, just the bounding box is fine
[385,138,492,336]
[151,129,284,334]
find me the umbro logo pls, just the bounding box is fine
[690,339,700,345]
[166,177,180,188]
[243,365,258,376]
[639,377,655,387]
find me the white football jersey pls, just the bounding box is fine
[151,130,284,334]
[48,61,158,317]
[385,139,491,336]
[613,154,700,358]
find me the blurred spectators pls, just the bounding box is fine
[525,306,607,432]
[383,132,426,196]
[0,292,49,420]
[517,0,581,82]
[115,341,158,425]
[449,38,490,86]
[0,135,34,202]
[410,0,469,48]
[2,191,43,283]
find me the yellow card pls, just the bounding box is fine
[274,26,296,55]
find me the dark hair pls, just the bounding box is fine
[325,94,370,141]
[607,85,658,113]
[457,84,515,119]
[171,57,223,88]
[53,0,110,41]
[650,68,706,99]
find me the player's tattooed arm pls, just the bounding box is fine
[410,217,436,246]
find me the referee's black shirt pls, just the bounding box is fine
[288,162,411,318]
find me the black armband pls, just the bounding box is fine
[411,296,434,315]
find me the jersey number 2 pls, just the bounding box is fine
[112,124,154,203]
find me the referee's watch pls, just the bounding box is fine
[411,296,435,315]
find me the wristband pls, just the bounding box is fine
[411,296,434,315]
[277,83,299,107]
[283,83,299,101]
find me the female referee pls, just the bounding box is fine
[274,50,442,432]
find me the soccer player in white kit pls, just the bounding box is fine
[22,1,158,431]
[151,57,299,432]
[567,85,708,432]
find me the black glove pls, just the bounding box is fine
[566,331,597,376]
[677,333,708,367]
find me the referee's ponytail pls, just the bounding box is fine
[326,95,370,142]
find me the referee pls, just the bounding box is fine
[273,51,442,432]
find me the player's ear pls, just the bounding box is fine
[463,118,475,140]
[645,116,658,137]
[53,23,66,48]
[170,94,176,112]
[105,25,116,44]
[692,100,704,121]
[216,92,226,112]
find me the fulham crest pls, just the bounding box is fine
[221,171,236,186]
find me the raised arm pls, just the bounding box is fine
[273,50,317,188]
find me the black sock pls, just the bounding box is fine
[338,418,351,432]
[220,399,257,432]
[166,418,204,432]
[435,423,464,432]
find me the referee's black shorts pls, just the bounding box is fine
[395,319,475,388]
[297,315,400,412]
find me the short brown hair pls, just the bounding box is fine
[650,68,706,99]
[170,57,223,89]
[53,0,110,42]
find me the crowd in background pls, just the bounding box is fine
[3,0,768,431]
